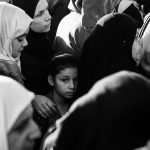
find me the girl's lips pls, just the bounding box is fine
[45,23,51,28]
[66,92,75,96]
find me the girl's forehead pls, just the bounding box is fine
[57,67,77,76]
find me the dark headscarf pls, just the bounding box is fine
[122,3,143,28]
[47,71,150,150]
[75,13,138,99]
[13,0,39,18]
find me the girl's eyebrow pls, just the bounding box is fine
[62,76,69,78]
[35,10,44,17]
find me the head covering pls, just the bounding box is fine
[13,0,51,95]
[75,13,138,98]
[0,2,33,69]
[13,0,39,18]
[0,75,34,150]
[118,0,143,28]
[44,71,150,150]
[68,0,119,30]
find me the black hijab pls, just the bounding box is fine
[47,71,150,150]
[75,13,138,99]
[13,0,39,18]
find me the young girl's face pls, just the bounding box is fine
[54,67,78,100]
[11,28,29,58]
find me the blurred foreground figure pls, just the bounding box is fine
[0,76,41,150]
[43,71,150,150]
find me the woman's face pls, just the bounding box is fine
[53,67,78,100]
[31,0,51,33]
[8,105,41,150]
[132,34,144,65]
[11,28,29,58]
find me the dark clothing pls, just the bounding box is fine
[20,29,51,95]
[48,71,150,150]
[33,90,61,150]
[113,0,143,28]
[123,3,143,28]
[33,90,61,135]
[75,13,138,98]
[13,0,39,18]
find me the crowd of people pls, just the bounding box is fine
[1,0,150,150]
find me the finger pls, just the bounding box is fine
[46,101,58,114]
[39,105,50,118]
[41,103,54,116]
[46,99,56,108]
[37,109,47,119]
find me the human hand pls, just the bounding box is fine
[32,95,58,119]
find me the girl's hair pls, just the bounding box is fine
[49,53,79,78]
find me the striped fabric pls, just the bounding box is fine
[139,13,150,38]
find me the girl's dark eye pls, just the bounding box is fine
[14,118,30,132]
[36,11,44,17]
[62,79,69,82]
[18,39,22,42]
[74,77,78,82]
[17,38,24,42]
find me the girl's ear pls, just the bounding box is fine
[48,75,54,86]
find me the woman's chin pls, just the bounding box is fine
[44,25,51,33]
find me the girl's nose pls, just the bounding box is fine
[28,120,41,140]
[23,38,28,47]
[45,10,51,21]
[69,80,75,89]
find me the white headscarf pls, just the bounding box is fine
[0,75,35,150]
[0,2,33,69]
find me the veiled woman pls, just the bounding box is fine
[75,13,143,98]
[0,2,32,84]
